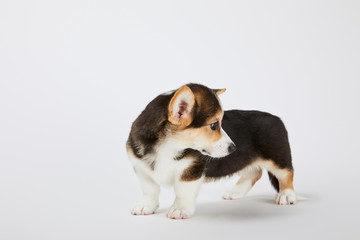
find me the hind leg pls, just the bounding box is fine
[265,163,296,205]
[222,167,262,200]
[275,169,296,205]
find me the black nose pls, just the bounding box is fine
[228,143,236,154]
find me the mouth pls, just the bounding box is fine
[201,149,210,155]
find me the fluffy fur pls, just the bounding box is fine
[126,83,296,219]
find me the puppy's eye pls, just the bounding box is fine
[210,122,219,131]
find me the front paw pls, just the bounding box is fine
[131,201,159,215]
[166,203,194,219]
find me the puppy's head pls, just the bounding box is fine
[168,83,235,158]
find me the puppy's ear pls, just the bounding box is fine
[168,86,195,127]
[212,88,226,96]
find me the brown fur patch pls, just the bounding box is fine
[194,109,224,143]
[171,109,224,147]
[168,86,195,128]
[215,88,226,96]
[179,151,207,182]
[180,161,206,181]
[254,159,295,191]
[278,170,294,191]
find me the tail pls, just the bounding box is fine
[268,172,280,192]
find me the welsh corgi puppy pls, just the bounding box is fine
[126,83,296,219]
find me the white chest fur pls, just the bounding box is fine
[129,140,193,186]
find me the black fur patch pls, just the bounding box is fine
[126,92,174,161]
[205,110,293,178]
[268,172,280,192]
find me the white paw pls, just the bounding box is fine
[222,181,252,200]
[222,189,246,200]
[275,189,297,205]
[131,201,159,215]
[166,204,194,219]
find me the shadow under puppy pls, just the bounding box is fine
[126,83,296,219]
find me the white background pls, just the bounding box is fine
[1,0,360,239]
